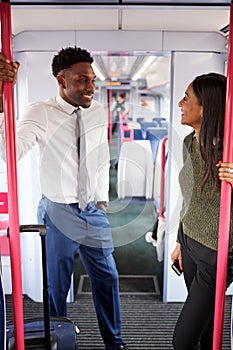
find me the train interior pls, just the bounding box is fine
[0,1,233,348]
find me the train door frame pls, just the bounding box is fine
[12,29,228,303]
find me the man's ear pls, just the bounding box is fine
[57,74,66,89]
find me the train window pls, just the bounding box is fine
[136,95,160,121]
[140,95,160,113]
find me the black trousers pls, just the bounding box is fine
[173,225,233,350]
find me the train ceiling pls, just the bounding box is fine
[10,3,230,34]
[3,0,231,85]
[8,1,232,5]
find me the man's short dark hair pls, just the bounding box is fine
[52,46,93,77]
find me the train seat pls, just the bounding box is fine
[0,222,9,255]
[140,121,160,130]
[125,121,144,140]
[147,126,168,139]
[117,140,154,199]
[136,117,144,124]
[120,127,134,144]
[133,129,145,140]
[146,127,168,161]
[160,120,169,128]
[127,121,141,129]
[152,117,167,125]
[117,122,132,155]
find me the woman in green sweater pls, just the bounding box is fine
[171,72,233,350]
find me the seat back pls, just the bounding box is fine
[117,140,154,199]
[146,127,168,161]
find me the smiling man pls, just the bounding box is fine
[0,47,128,350]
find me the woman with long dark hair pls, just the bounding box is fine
[171,72,233,350]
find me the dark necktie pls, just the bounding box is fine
[75,109,90,211]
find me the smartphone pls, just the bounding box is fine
[171,259,182,276]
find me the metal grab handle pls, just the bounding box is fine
[20,224,46,237]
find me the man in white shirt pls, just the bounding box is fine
[0,47,128,350]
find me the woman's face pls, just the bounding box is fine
[178,83,203,132]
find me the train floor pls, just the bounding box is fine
[6,293,232,349]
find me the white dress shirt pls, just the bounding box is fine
[0,95,110,204]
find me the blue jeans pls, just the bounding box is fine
[37,196,126,350]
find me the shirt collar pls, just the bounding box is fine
[56,94,77,115]
[193,132,199,143]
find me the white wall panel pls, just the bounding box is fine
[163,31,227,52]
[13,30,227,53]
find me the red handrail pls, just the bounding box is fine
[0,1,25,349]
[212,2,233,349]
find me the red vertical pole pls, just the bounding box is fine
[212,3,233,349]
[0,1,25,349]
[108,89,112,143]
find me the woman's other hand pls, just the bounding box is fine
[171,243,183,271]
[217,161,233,188]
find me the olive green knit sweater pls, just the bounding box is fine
[179,132,233,252]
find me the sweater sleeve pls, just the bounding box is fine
[176,132,194,243]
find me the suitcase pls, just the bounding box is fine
[0,273,6,350]
[6,224,79,350]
